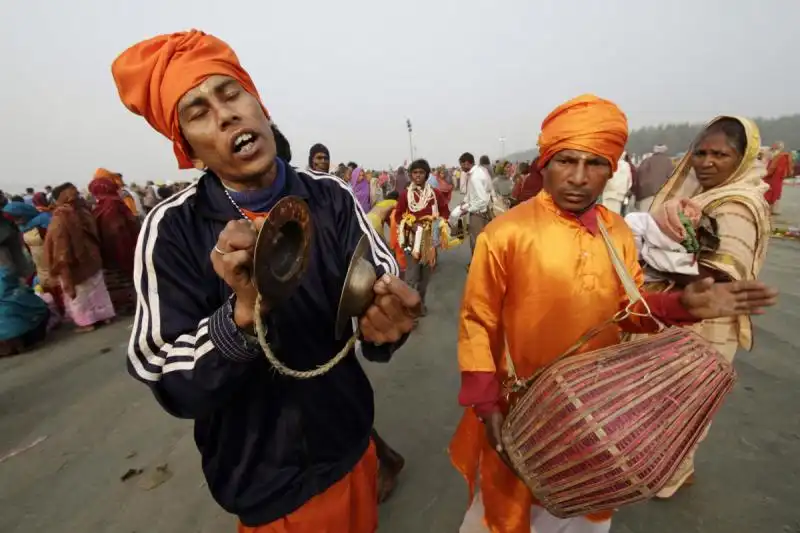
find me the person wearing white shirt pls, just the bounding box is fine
[458,152,493,257]
[601,153,632,214]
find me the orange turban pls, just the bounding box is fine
[536,94,628,172]
[111,30,268,169]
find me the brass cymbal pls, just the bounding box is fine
[335,235,377,339]
[253,196,313,306]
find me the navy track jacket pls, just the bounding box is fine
[127,164,400,526]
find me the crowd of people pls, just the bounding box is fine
[103,30,781,533]
[0,171,143,354]
[0,168,221,357]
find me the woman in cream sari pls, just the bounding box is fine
[649,115,772,497]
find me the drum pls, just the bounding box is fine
[501,328,735,518]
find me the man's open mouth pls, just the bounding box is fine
[232,132,257,154]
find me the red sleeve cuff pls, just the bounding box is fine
[511,181,522,199]
[644,291,698,326]
[459,371,501,417]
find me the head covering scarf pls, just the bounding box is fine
[536,94,628,172]
[94,167,127,189]
[45,186,103,286]
[111,30,269,169]
[652,116,767,210]
[95,167,118,182]
[32,192,51,212]
[95,167,139,215]
[87,178,139,276]
[308,143,330,169]
[3,201,51,232]
[436,169,454,192]
[350,167,371,212]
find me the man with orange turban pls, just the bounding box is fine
[450,94,778,533]
[112,30,421,533]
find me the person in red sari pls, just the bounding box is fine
[764,141,792,214]
[32,192,53,213]
[510,159,544,207]
[87,177,140,315]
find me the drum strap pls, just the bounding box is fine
[504,218,659,391]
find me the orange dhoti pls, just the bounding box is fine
[450,409,613,533]
[238,441,378,533]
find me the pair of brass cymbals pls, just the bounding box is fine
[253,196,376,340]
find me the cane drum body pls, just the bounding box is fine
[501,328,736,518]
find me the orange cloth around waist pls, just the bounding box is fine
[237,440,378,533]
[449,410,613,533]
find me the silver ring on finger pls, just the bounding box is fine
[213,245,227,256]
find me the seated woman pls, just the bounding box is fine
[0,266,49,357]
[0,214,34,284]
[3,200,52,287]
[647,115,771,498]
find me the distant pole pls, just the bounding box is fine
[407,118,415,161]
[499,136,506,159]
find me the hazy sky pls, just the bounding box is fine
[1,0,796,190]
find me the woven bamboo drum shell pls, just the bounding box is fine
[500,328,736,518]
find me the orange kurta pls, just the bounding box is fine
[449,191,648,533]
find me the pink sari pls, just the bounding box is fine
[63,270,115,327]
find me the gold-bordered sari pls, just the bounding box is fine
[650,115,771,360]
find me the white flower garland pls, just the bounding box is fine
[399,182,440,253]
[407,183,438,217]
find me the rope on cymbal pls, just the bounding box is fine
[253,294,356,379]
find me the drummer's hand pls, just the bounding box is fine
[210,218,267,329]
[483,411,516,472]
[680,277,778,320]
[359,274,421,344]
